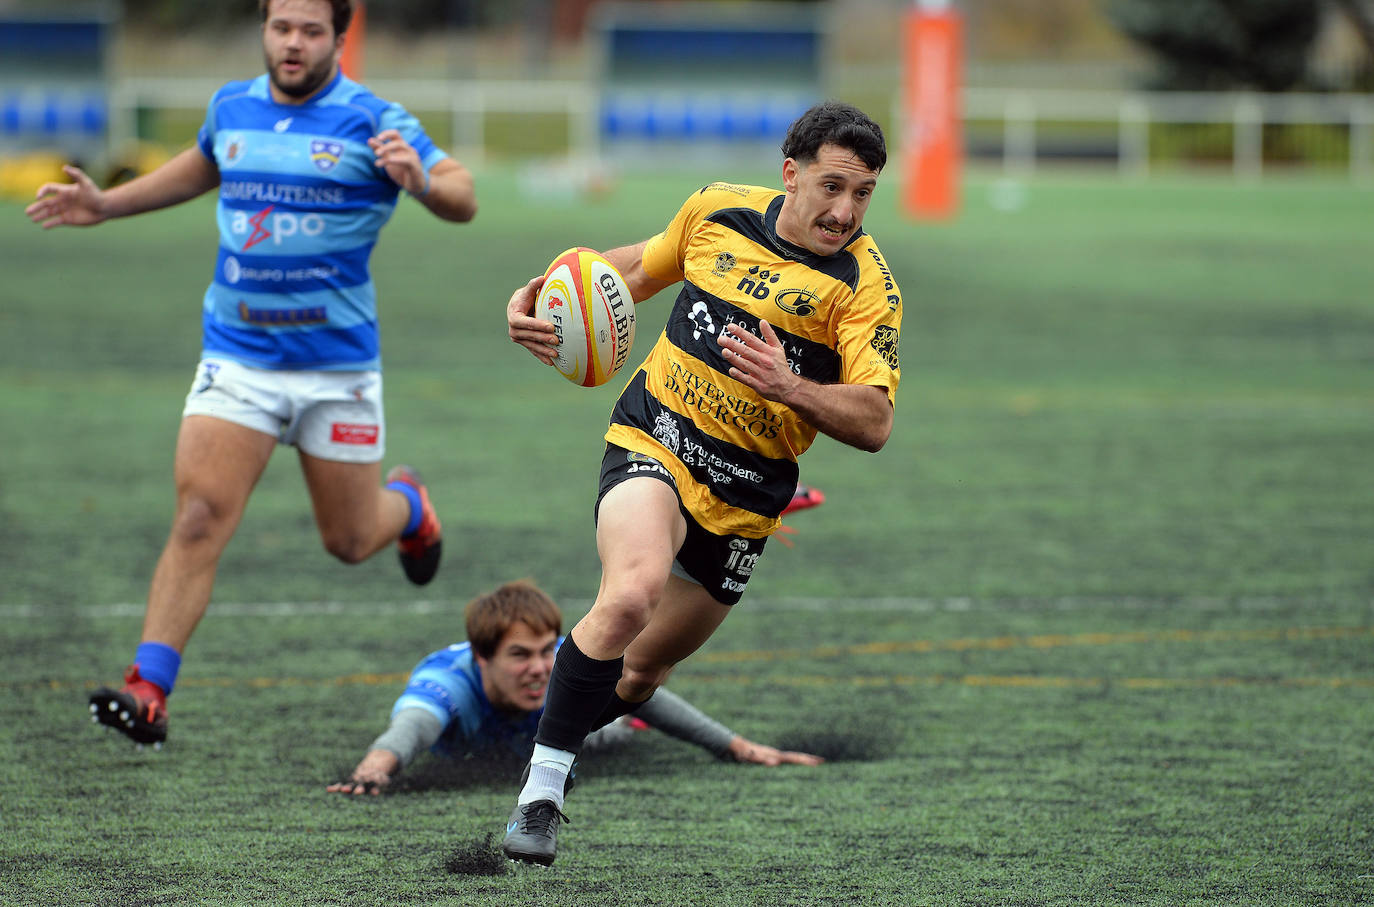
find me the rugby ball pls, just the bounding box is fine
[534,247,636,387]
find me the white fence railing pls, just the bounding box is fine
[957,88,1374,181]
[107,77,599,170]
[109,78,1374,180]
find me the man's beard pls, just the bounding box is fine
[267,53,334,99]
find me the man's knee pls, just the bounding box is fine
[169,495,230,547]
[320,530,372,565]
[587,586,659,651]
[619,664,668,701]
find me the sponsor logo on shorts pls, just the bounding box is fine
[331,423,379,445]
[726,539,759,574]
[625,451,670,479]
[193,361,221,394]
[627,460,672,479]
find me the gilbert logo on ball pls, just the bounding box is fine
[534,247,636,387]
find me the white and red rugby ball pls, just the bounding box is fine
[534,246,636,387]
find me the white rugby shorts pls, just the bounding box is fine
[181,357,385,463]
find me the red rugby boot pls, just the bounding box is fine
[781,483,826,516]
[89,664,168,747]
[388,465,443,586]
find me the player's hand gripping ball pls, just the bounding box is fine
[534,247,636,387]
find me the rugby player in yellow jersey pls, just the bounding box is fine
[500,101,900,865]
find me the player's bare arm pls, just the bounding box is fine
[25,148,219,229]
[326,747,399,796]
[368,131,476,223]
[726,736,825,767]
[603,240,676,303]
[718,319,893,452]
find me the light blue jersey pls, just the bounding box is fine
[195,72,447,370]
[393,640,563,758]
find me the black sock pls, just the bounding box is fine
[533,634,624,754]
[589,689,655,732]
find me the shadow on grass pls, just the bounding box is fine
[443,832,507,876]
[336,714,893,800]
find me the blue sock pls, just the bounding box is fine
[387,479,423,537]
[134,641,181,696]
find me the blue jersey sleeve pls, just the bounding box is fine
[197,89,220,161]
[391,645,486,743]
[378,103,448,172]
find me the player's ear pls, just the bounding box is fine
[781,158,798,193]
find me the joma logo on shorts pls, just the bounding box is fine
[331,423,379,445]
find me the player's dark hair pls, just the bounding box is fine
[781,101,887,173]
[465,579,562,659]
[259,0,353,38]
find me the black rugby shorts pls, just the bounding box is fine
[596,444,767,606]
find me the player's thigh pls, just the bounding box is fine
[173,415,277,515]
[297,453,384,534]
[622,574,733,679]
[595,476,687,597]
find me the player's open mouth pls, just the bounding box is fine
[817,222,848,240]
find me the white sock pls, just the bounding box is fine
[518,744,576,808]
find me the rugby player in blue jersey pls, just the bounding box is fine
[25,0,476,749]
[326,580,821,797]
[501,101,900,864]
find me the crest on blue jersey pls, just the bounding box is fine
[222,133,247,168]
[310,139,343,172]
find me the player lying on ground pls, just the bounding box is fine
[25,0,476,749]
[327,579,821,795]
[500,100,900,864]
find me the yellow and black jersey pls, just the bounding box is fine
[604,182,903,538]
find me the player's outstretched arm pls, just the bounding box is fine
[725,735,825,766]
[368,130,476,223]
[326,707,444,796]
[25,148,219,229]
[327,748,400,796]
[632,688,822,766]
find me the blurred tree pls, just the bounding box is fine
[1106,0,1322,90]
[1333,0,1374,56]
[119,0,254,30]
[116,0,501,31]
